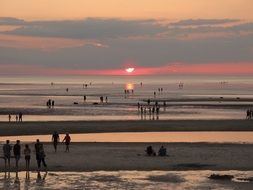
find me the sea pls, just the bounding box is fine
[0,74,252,122]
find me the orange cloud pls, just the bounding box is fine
[0,34,108,50]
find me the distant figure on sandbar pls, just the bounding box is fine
[24,144,31,171]
[35,139,47,171]
[84,95,86,102]
[16,115,18,122]
[146,146,156,156]
[137,102,140,110]
[13,140,21,170]
[147,99,151,105]
[52,100,55,108]
[154,91,156,98]
[8,114,11,122]
[100,96,104,103]
[66,88,69,92]
[105,96,108,103]
[18,112,23,122]
[52,131,60,152]
[62,133,71,152]
[158,146,167,156]
[3,140,12,170]
[246,109,252,120]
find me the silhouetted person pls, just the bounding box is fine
[8,114,11,122]
[84,95,86,102]
[24,144,31,171]
[146,146,156,156]
[147,99,150,105]
[100,96,104,103]
[16,115,18,122]
[105,96,108,103]
[18,112,23,122]
[52,100,55,108]
[62,133,71,152]
[35,139,47,171]
[13,140,21,170]
[158,146,167,156]
[3,140,12,170]
[52,131,60,152]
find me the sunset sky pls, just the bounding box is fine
[0,0,253,75]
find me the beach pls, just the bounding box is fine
[0,77,253,189]
[0,142,253,172]
[1,120,253,136]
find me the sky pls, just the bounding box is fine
[0,0,253,75]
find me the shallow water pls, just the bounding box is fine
[1,132,253,143]
[0,75,252,121]
[0,170,253,190]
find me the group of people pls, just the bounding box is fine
[46,99,55,108]
[99,96,108,103]
[145,145,167,157]
[8,112,23,122]
[2,139,45,171]
[2,132,71,172]
[246,109,253,120]
[138,102,161,120]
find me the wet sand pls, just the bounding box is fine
[0,142,253,172]
[0,120,253,136]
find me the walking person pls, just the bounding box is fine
[52,131,60,152]
[8,114,11,122]
[3,140,12,170]
[35,139,47,171]
[13,140,21,170]
[24,144,31,171]
[62,133,71,152]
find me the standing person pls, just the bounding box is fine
[8,114,11,122]
[19,112,23,122]
[83,95,86,102]
[16,115,18,122]
[35,139,47,171]
[62,133,71,152]
[52,131,60,152]
[105,96,108,103]
[3,140,12,170]
[24,144,31,171]
[13,140,21,170]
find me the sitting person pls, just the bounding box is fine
[158,145,167,156]
[146,145,156,156]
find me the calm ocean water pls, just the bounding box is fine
[1,170,253,190]
[0,75,252,121]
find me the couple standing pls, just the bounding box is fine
[52,132,71,152]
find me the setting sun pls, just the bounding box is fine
[125,67,135,73]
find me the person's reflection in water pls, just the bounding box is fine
[14,171,20,190]
[3,171,11,189]
[4,171,10,179]
[36,171,48,186]
[24,171,30,190]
